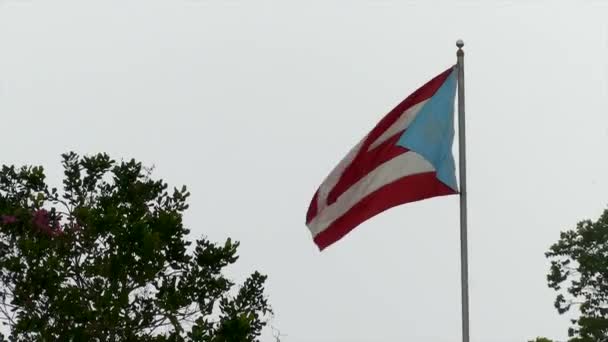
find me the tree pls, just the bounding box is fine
[545,208,608,341]
[0,152,272,341]
[528,337,555,342]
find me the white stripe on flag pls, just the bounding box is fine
[307,151,434,236]
[367,99,428,151]
[316,138,365,212]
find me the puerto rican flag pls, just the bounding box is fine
[306,66,459,250]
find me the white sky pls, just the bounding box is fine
[1,1,608,341]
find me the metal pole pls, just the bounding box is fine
[456,39,470,342]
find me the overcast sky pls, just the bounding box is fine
[1,1,608,341]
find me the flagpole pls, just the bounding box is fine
[456,39,470,342]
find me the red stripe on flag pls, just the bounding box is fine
[327,133,408,206]
[312,172,456,250]
[306,190,319,224]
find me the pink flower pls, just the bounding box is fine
[32,209,63,237]
[1,215,17,225]
[32,209,51,232]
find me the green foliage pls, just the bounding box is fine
[545,208,608,341]
[527,337,555,342]
[0,152,272,341]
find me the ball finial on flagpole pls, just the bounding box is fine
[456,39,464,57]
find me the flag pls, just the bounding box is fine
[305,66,459,251]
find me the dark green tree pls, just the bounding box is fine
[527,337,555,342]
[0,152,271,341]
[546,208,608,341]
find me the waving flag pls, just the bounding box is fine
[306,66,459,250]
